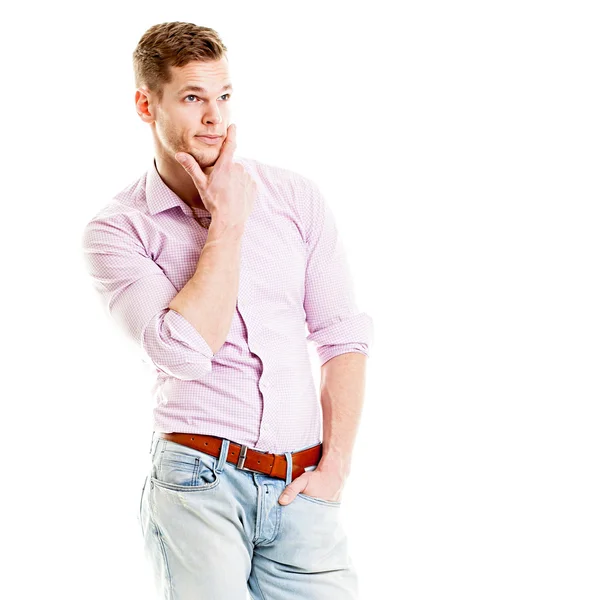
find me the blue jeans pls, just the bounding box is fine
[139,432,360,599]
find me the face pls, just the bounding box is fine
[137,57,233,170]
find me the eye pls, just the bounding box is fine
[184,94,231,102]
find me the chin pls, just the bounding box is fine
[185,150,208,165]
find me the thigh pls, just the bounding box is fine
[248,481,359,600]
[140,438,252,600]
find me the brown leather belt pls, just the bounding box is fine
[157,432,322,483]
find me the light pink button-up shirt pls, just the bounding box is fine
[81,155,373,453]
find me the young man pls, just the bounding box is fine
[81,21,373,600]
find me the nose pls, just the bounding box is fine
[203,101,223,126]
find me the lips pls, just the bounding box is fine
[195,135,222,145]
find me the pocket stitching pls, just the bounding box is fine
[150,473,221,492]
[297,492,341,507]
[155,445,220,491]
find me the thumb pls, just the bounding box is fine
[278,475,308,505]
[279,486,295,505]
[175,152,208,191]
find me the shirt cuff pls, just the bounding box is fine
[317,343,370,366]
[164,308,215,359]
[307,311,373,343]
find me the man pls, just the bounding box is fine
[81,21,374,600]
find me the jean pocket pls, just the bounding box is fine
[151,442,220,492]
[297,492,341,507]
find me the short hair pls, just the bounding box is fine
[132,21,228,103]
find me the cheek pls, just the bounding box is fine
[160,119,185,144]
[154,117,173,142]
[155,124,183,154]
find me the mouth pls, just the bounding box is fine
[195,135,222,145]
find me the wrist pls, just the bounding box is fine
[207,219,245,241]
[316,456,351,480]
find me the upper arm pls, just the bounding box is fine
[81,215,214,380]
[298,178,374,365]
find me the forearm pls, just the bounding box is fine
[168,220,245,355]
[318,352,368,478]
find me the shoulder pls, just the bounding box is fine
[236,154,315,188]
[235,155,323,243]
[81,172,149,251]
[236,155,319,211]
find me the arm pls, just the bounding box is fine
[300,178,374,472]
[168,129,255,357]
[318,352,367,478]
[168,221,244,355]
[80,215,242,380]
[278,179,373,505]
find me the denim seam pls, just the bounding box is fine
[262,517,281,545]
[193,457,200,486]
[297,493,341,507]
[158,439,165,475]
[139,476,148,530]
[262,495,282,545]
[250,566,268,600]
[150,514,174,600]
[253,487,263,545]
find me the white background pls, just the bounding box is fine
[2,1,599,598]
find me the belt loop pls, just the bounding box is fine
[148,430,155,454]
[216,439,230,474]
[284,451,293,485]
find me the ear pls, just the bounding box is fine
[135,87,155,123]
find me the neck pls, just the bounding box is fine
[153,150,210,211]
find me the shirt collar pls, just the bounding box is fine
[145,156,246,217]
[145,157,197,217]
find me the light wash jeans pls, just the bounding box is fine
[138,432,360,599]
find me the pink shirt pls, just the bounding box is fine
[81,155,374,453]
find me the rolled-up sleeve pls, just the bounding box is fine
[299,178,374,366]
[81,215,214,380]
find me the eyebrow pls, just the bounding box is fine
[177,83,233,96]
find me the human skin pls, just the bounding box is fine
[134,57,255,355]
[134,56,363,505]
[134,56,234,211]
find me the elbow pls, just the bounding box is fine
[141,308,216,381]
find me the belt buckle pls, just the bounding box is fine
[236,444,264,475]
